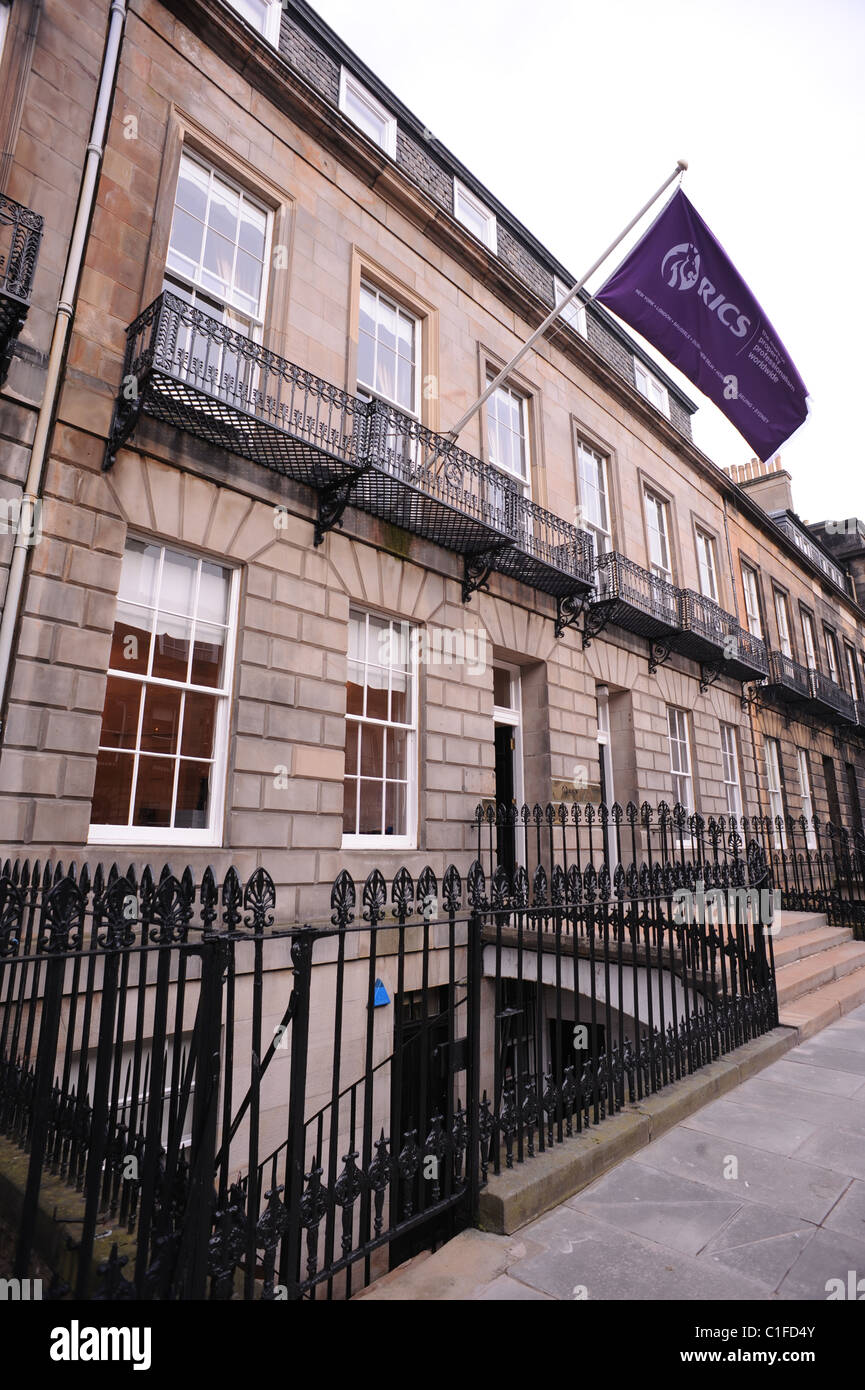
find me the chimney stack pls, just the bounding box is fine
[725,455,794,513]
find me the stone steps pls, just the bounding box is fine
[773,909,865,1038]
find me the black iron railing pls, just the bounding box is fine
[809,668,856,723]
[675,589,768,682]
[764,649,812,703]
[104,293,595,603]
[583,552,679,647]
[0,193,43,387]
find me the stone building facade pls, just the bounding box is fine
[0,0,863,936]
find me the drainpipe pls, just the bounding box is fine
[0,0,127,738]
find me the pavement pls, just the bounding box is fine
[358,1004,865,1301]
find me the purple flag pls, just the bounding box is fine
[595,190,809,460]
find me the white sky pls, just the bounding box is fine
[311,0,864,526]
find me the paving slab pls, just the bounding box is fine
[698,1204,816,1290]
[680,1096,820,1156]
[730,1075,865,1135]
[632,1125,848,1225]
[759,1058,865,1096]
[568,1158,742,1256]
[504,1206,768,1302]
[776,1225,865,1300]
[788,1041,865,1077]
[822,1179,865,1239]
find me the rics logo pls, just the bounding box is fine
[661,242,701,291]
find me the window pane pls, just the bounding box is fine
[160,550,198,617]
[152,614,192,682]
[387,727,408,780]
[358,779,383,834]
[181,691,218,758]
[360,723,384,777]
[140,686,182,756]
[365,669,388,720]
[118,540,160,607]
[91,751,134,825]
[345,721,358,777]
[347,665,364,715]
[99,677,142,750]
[132,756,175,828]
[111,604,151,674]
[197,562,231,625]
[390,670,411,723]
[190,624,226,688]
[385,782,406,836]
[175,156,209,220]
[175,761,211,829]
[493,668,511,707]
[343,778,358,835]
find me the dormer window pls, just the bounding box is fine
[554,277,587,338]
[227,0,281,45]
[634,360,670,418]
[338,69,397,158]
[454,180,497,252]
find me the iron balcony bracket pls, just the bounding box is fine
[580,598,616,649]
[314,476,358,547]
[462,545,511,604]
[102,374,150,472]
[648,635,675,676]
[555,591,588,640]
[699,662,724,695]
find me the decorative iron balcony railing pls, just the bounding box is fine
[674,589,768,686]
[104,293,595,611]
[0,193,43,387]
[809,668,856,724]
[582,551,680,649]
[764,650,812,704]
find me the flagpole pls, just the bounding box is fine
[444,159,688,442]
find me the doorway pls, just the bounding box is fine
[493,663,524,875]
[823,755,842,827]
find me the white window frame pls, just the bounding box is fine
[644,488,672,582]
[824,627,840,684]
[576,439,611,555]
[485,375,531,495]
[357,280,420,418]
[165,150,273,335]
[696,528,718,602]
[89,542,240,848]
[796,748,817,848]
[845,643,860,701]
[666,706,694,814]
[741,563,763,639]
[454,179,497,252]
[338,68,397,158]
[342,609,418,850]
[0,3,9,65]
[765,737,787,849]
[774,589,792,658]
[554,277,587,338]
[720,723,742,819]
[634,360,670,418]
[800,608,817,668]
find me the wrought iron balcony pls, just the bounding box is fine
[857,700,865,729]
[104,293,595,611]
[673,589,768,687]
[581,551,680,649]
[763,650,812,707]
[0,194,43,387]
[808,669,856,724]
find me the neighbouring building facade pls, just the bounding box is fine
[0,0,864,918]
